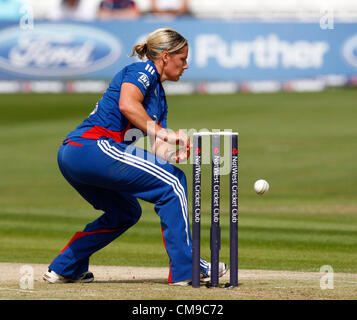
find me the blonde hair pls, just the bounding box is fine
[131,28,188,61]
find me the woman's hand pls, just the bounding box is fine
[158,129,192,148]
[164,145,192,163]
[153,130,193,163]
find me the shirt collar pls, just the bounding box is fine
[148,60,160,80]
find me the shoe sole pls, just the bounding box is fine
[43,273,68,284]
[71,277,94,283]
[43,272,94,284]
[169,280,192,286]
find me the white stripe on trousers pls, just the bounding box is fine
[97,139,190,245]
[100,140,189,218]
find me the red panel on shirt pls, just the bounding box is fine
[81,123,132,142]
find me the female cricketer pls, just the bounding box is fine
[43,28,227,285]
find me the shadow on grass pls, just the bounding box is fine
[93,279,168,284]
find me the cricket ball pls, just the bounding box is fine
[254,179,270,195]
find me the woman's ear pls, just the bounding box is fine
[162,51,170,65]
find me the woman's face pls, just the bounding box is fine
[163,45,189,82]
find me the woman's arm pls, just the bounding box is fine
[119,83,191,157]
[150,136,192,163]
[119,82,160,136]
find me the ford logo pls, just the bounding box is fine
[0,23,121,77]
[342,34,357,68]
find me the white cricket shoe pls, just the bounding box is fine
[200,262,228,282]
[43,269,94,284]
[170,261,228,286]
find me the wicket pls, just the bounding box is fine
[192,131,239,288]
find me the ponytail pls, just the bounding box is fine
[130,43,148,60]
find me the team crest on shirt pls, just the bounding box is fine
[138,72,150,89]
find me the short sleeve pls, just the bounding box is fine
[122,63,157,97]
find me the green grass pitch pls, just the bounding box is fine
[0,89,356,273]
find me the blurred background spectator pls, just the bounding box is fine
[98,0,141,19]
[4,0,357,22]
[0,0,24,21]
[151,0,190,17]
[48,0,99,21]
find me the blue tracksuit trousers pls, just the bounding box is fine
[49,138,192,282]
